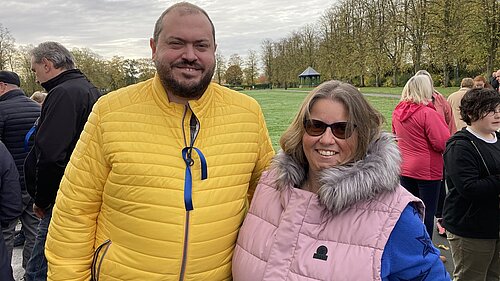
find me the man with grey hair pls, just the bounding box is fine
[23,41,101,281]
[44,2,273,281]
[447,77,474,130]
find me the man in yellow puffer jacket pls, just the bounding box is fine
[44,2,274,280]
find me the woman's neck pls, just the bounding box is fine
[303,173,321,194]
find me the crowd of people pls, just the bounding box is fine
[0,2,499,281]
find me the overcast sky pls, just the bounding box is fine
[1,0,335,61]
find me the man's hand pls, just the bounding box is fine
[33,203,46,219]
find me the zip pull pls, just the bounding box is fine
[181,147,208,211]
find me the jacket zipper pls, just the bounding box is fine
[179,105,195,281]
[91,239,112,281]
[179,212,191,281]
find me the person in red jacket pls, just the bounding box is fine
[414,70,455,239]
[392,74,450,240]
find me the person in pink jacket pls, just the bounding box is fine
[414,70,455,241]
[392,75,450,240]
[414,70,456,135]
[233,80,450,280]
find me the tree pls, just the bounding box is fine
[123,59,139,85]
[381,0,408,86]
[426,0,469,86]
[364,0,392,86]
[317,6,339,80]
[215,53,226,84]
[105,56,128,91]
[224,65,243,86]
[261,39,274,87]
[0,24,16,70]
[72,48,108,90]
[16,45,41,94]
[472,0,500,75]
[227,53,243,69]
[243,50,259,86]
[225,54,244,86]
[405,0,430,73]
[136,58,155,82]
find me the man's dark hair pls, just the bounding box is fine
[460,88,500,125]
[153,2,215,43]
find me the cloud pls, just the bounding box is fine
[1,0,333,60]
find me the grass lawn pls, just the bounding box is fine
[290,86,459,97]
[243,87,456,150]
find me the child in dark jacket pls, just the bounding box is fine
[0,141,22,281]
[443,88,500,281]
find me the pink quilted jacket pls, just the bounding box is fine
[233,173,421,281]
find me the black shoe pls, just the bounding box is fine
[14,231,25,247]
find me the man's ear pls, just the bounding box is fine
[150,38,157,60]
[42,58,53,73]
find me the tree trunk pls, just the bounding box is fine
[392,68,398,87]
[443,64,450,87]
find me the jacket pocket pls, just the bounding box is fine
[91,239,112,281]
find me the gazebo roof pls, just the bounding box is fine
[298,66,320,77]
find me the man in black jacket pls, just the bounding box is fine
[24,42,101,281]
[0,141,22,281]
[0,70,41,272]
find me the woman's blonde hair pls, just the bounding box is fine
[280,80,384,169]
[400,75,433,104]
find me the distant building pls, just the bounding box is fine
[299,67,320,87]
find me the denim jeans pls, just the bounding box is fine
[2,200,40,268]
[25,208,52,281]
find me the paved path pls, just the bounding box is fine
[12,245,23,280]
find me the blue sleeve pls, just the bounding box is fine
[381,204,451,280]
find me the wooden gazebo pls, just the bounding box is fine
[298,67,320,87]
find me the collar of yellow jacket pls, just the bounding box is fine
[151,73,215,117]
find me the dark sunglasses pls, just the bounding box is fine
[303,119,356,139]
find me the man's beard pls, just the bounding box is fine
[155,59,215,99]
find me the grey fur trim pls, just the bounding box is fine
[271,132,401,214]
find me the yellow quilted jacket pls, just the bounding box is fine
[45,75,274,281]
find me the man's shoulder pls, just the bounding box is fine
[447,89,466,101]
[209,83,260,110]
[53,74,94,91]
[0,90,40,113]
[95,79,153,112]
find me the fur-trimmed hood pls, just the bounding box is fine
[270,132,401,214]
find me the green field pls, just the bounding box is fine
[243,86,458,150]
